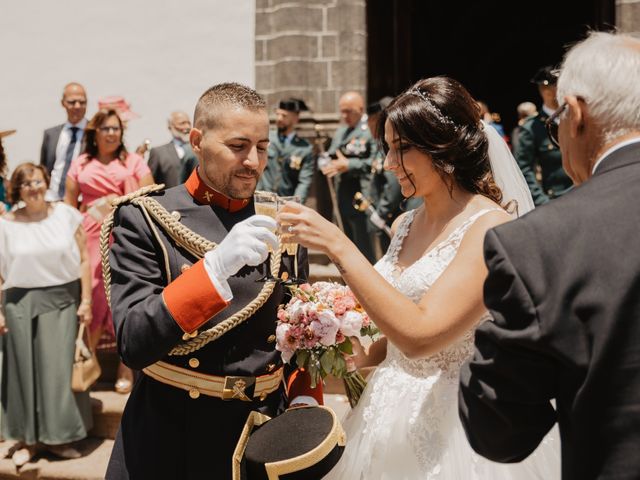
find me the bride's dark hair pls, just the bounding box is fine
[377,76,502,204]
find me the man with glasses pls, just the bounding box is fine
[514,66,573,205]
[40,82,88,201]
[460,31,640,479]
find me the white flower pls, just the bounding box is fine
[340,310,364,337]
[275,323,296,363]
[311,310,341,346]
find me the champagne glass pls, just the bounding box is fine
[253,191,278,282]
[277,195,303,284]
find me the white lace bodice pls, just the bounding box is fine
[374,208,496,380]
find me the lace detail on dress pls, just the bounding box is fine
[364,208,498,475]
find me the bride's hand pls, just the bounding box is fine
[276,202,347,255]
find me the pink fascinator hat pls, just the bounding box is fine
[98,96,140,121]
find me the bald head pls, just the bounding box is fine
[168,111,192,142]
[339,91,365,128]
[61,82,87,125]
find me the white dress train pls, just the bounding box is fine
[326,208,560,480]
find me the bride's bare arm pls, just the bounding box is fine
[278,203,510,360]
[353,337,387,369]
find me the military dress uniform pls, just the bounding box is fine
[328,120,375,263]
[514,110,572,205]
[257,131,314,204]
[105,170,321,480]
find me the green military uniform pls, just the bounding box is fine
[328,119,375,263]
[514,109,572,206]
[257,131,314,203]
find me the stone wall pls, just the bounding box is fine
[617,0,640,30]
[255,0,367,116]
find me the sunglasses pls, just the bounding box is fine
[545,102,566,148]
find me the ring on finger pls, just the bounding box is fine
[286,225,294,234]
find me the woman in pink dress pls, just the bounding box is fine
[65,109,153,393]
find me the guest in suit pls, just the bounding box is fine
[459,31,640,480]
[148,111,197,188]
[257,98,314,203]
[40,83,88,201]
[322,92,375,263]
[104,83,321,479]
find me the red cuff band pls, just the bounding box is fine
[162,259,229,333]
[287,368,324,406]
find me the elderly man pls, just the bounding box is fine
[105,83,321,479]
[257,98,314,203]
[459,31,640,479]
[40,82,87,200]
[148,111,197,188]
[322,91,375,263]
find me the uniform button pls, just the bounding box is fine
[189,388,200,399]
[260,392,268,401]
[188,358,200,369]
[189,330,199,338]
[267,363,276,372]
[547,144,554,150]
[181,263,191,273]
[182,332,191,341]
[171,210,181,220]
[267,334,276,343]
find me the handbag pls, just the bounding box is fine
[71,323,102,392]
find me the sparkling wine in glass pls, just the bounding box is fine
[277,195,302,283]
[253,191,278,282]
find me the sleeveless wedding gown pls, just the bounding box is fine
[326,208,560,480]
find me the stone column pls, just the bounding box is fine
[255,0,367,115]
[617,0,640,30]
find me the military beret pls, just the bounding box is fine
[530,66,559,86]
[233,406,345,479]
[278,98,309,113]
[367,96,394,115]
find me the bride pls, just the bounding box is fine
[277,77,559,479]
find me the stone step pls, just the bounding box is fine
[307,248,330,266]
[308,262,343,284]
[88,390,128,441]
[0,438,112,480]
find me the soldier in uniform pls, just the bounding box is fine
[104,83,322,479]
[321,91,375,263]
[257,98,314,204]
[514,66,573,205]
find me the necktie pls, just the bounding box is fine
[58,126,79,198]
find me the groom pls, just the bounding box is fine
[459,31,640,479]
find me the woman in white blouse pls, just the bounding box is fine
[0,163,93,467]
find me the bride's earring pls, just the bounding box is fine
[443,164,454,174]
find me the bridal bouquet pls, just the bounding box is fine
[276,281,378,407]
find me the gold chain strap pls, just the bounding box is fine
[100,186,281,356]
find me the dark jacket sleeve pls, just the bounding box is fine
[294,149,315,204]
[458,227,557,463]
[513,120,549,206]
[376,171,403,224]
[40,130,49,169]
[109,203,186,370]
[147,148,162,184]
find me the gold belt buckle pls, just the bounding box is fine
[222,376,256,401]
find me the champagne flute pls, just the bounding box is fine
[277,195,302,284]
[253,191,278,282]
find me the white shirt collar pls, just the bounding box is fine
[542,104,555,118]
[592,137,640,174]
[63,118,87,131]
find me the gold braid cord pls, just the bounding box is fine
[100,185,281,356]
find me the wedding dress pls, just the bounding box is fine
[325,208,560,480]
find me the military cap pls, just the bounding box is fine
[278,98,309,113]
[366,96,393,115]
[233,406,345,479]
[530,66,559,86]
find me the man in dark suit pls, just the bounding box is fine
[514,66,573,205]
[257,98,314,204]
[147,111,197,188]
[105,83,321,479]
[322,91,375,263]
[459,31,640,479]
[40,82,87,201]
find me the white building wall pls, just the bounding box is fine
[0,0,255,172]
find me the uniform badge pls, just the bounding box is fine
[289,154,302,170]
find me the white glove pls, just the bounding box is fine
[368,210,387,230]
[204,215,278,300]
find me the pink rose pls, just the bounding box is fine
[311,310,341,346]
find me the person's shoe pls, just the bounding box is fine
[114,378,133,394]
[46,444,81,459]
[11,445,36,467]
